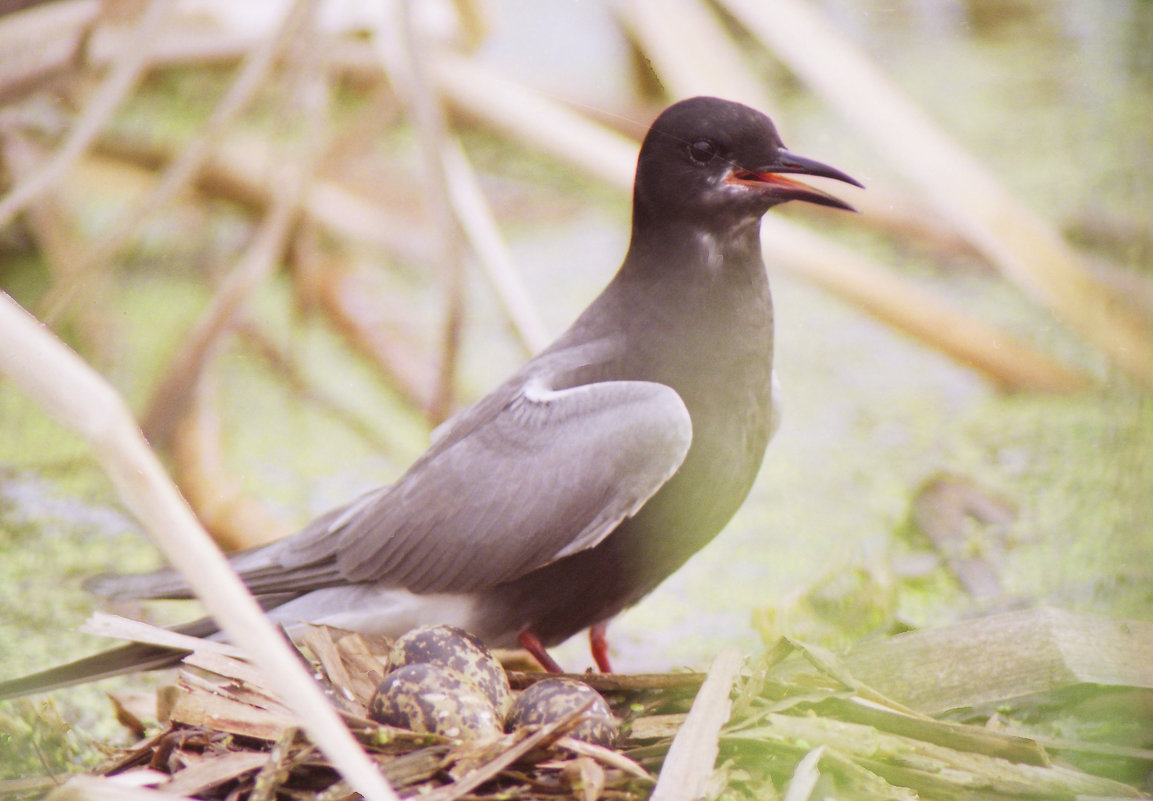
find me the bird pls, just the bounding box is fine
[0,96,860,699]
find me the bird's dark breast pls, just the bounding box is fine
[481,266,775,645]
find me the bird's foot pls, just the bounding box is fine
[517,629,564,673]
[589,622,612,673]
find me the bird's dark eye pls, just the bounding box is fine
[687,139,718,165]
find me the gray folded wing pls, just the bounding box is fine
[90,375,692,600]
[331,375,692,592]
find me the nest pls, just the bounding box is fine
[65,620,700,801]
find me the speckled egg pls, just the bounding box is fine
[389,625,513,717]
[369,663,502,740]
[506,678,617,747]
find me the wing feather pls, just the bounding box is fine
[333,375,691,592]
[87,370,692,602]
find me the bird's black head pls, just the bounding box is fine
[632,96,862,236]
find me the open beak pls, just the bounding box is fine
[726,148,863,212]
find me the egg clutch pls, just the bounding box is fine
[369,625,618,746]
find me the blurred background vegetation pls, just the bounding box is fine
[0,0,1150,783]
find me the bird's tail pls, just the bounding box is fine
[0,617,218,701]
[0,642,187,700]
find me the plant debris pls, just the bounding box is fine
[37,619,683,801]
[18,608,1153,801]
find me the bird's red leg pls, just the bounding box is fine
[518,629,564,673]
[589,622,612,673]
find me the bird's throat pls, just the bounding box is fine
[625,216,765,283]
